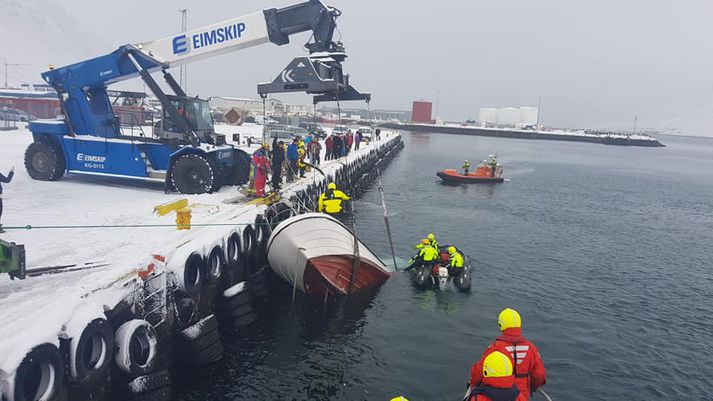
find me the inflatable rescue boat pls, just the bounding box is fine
[266,213,390,297]
[437,164,504,184]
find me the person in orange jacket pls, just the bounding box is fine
[470,308,546,401]
[467,351,519,401]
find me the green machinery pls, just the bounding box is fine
[0,239,26,280]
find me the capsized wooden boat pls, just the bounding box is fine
[266,213,390,297]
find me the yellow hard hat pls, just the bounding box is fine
[498,308,522,331]
[448,246,457,255]
[390,397,409,401]
[328,182,336,190]
[427,233,435,241]
[262,143,270,149]
[421,239,430,245]
[482,351,513,378]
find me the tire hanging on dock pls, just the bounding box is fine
[176,253,204,297]
[11,343,65,401]
[221,283,258,328]
[126,369,173,401]
[69,318,114,384]
[205,246,224,282]
[241,225,257,276]
[114,320,158,377]
[177,314,224,366]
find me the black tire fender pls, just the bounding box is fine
[127,369,171,395]
[205,246,224,282]
[242,225,256,269]
[225,232,242,268]
[12,343,64,401]
[177,253,203,297]
[69,318,114,383]
[114,320,158,376]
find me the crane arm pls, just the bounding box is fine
[137,0,341,68]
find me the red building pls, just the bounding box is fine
[411,101,433,123]
[0,89,61,119]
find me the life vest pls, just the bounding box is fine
[450,252,464,268]
[319,188,350,214]
[419,245,438,262]
[492,330,546,401]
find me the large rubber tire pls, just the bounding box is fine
[206,246,224,282]
[242,225,257,275]
[12,343,65,401]
[127,370,171,395]
[178,315,223,366]
[170,153,216,194]
[179,253,204,297]
[130,386,173,401]
[70,318,114,384]
[114,320,158,377]
[206,155,224,193]
[24,141,65,181]
[232,312,258,327]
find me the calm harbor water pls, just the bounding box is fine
[178,132,713,401]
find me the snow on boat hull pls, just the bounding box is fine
[437,168,504,184]
[267,213,390,297]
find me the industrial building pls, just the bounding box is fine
[479,106,539,128]
[412,100,433,123]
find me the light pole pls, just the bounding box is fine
[3,60,29,89]
[178,9,188,92]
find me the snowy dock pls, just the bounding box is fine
[0,123,403,400]
[382,122,665,147]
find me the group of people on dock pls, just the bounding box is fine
[251,127,380,198]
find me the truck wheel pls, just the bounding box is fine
[25,141,65,181]
[170,154,215,194]
[207,156,224,193]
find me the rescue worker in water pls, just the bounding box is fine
[318,183,351,215]
[468,351,520,401]
[447,246,464,275]
[469,308,546,401]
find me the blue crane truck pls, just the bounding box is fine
[25,0,369,194]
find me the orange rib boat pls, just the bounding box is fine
[437,165,504,183]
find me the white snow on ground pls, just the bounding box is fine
[0,123,398,375]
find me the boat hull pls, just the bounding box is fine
[437,171,504,183]
[267,213,390,297]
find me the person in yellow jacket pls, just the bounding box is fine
[419,239,439,266]
[318,182,351,215]
[415,233,439,250]
[447,246,464,275]
[298,142,306,178]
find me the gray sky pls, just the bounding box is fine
[3,0,713,133]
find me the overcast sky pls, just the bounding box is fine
[3,0,713,132]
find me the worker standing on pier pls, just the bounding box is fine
[271,137,285,190]
[307,137,322,165]
[325,134,334,160]
[375,128,381,141]
[469,308,546,401]
[297,142,306,178]
[333,135,344,159]
[354,130,362,150]
[318,182,351,216]
[252,144,270,197]
[287,138,299,182]
[346,130,354,155]
[0,166,13,232]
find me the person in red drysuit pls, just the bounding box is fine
[252,144,271,197]
[470,308,546,401]
[468,351,519,401]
